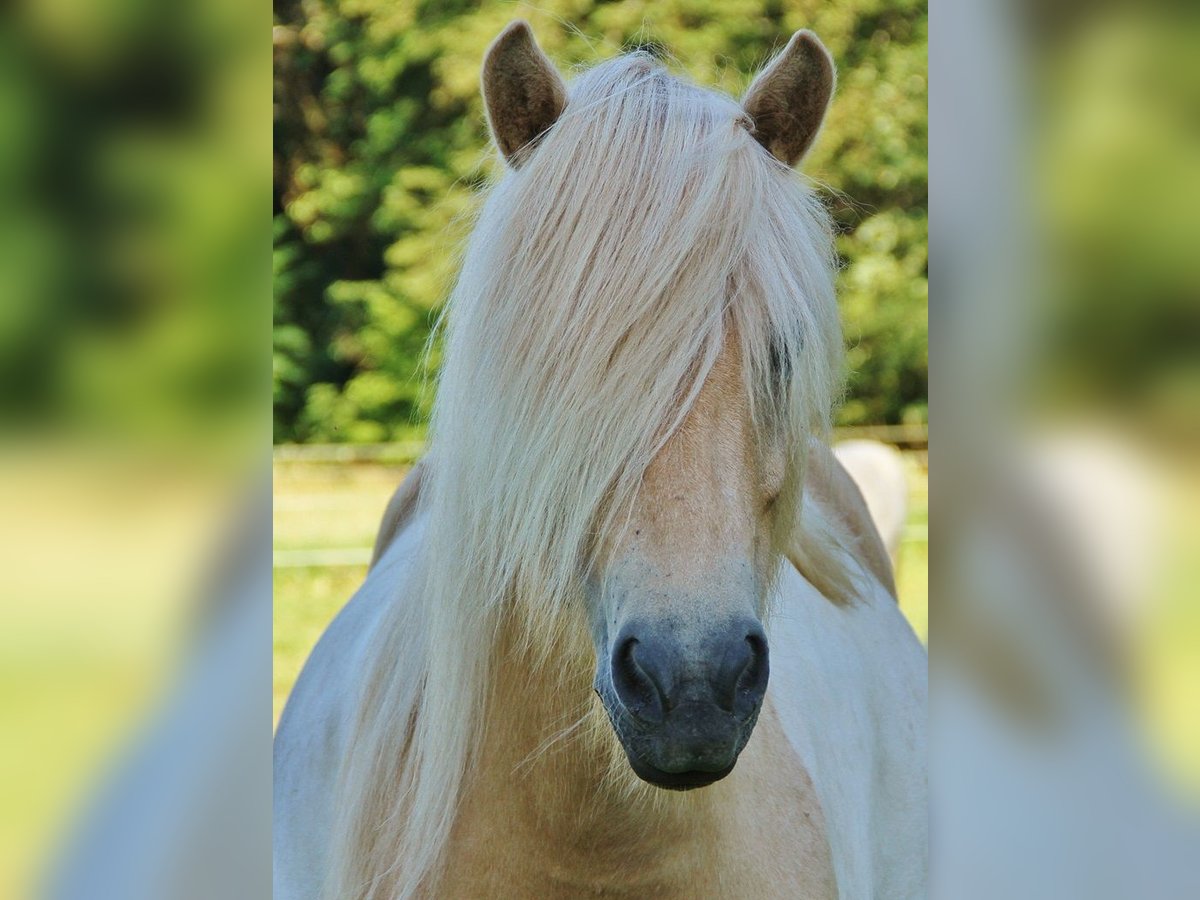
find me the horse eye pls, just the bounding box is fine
[759,444,787,513]
[768,336,793,383]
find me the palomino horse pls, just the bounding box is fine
[274,22,926,899]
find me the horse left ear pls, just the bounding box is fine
[742,30,836,167]
[482,21,568,166]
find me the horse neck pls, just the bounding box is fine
[435,596,837,899]
[456,606,725,861]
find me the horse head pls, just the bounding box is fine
[482,22,837,790]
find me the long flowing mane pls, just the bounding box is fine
[324,51,848,900]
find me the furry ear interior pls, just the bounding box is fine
[742,30,835,166]
[482,21,567,166]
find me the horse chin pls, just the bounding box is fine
[625,752,737,791]
[595,686,755,791]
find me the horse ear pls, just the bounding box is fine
[482,21,567,166]
[742,30,835,167]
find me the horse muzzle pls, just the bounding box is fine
[597,617,769,790]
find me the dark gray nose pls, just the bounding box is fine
[610,619,769,724]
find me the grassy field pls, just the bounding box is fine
[273,454,929,725]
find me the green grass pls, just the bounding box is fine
[273,455,930,726]
[896,454,929,643]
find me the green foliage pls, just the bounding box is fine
[273,0,927,442]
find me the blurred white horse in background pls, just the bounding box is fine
[834,439,910,564]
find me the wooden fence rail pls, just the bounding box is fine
[272,425,927,465]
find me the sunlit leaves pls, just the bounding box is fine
[273,0,928,440]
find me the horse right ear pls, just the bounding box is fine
[482,21,567,166]
[742,30,835,167]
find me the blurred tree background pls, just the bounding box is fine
[273,0,927,443]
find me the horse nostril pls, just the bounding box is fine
[611,634,668,723]
[609,622,767,722]
[714,625,769,713]
[739,629,769,705]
